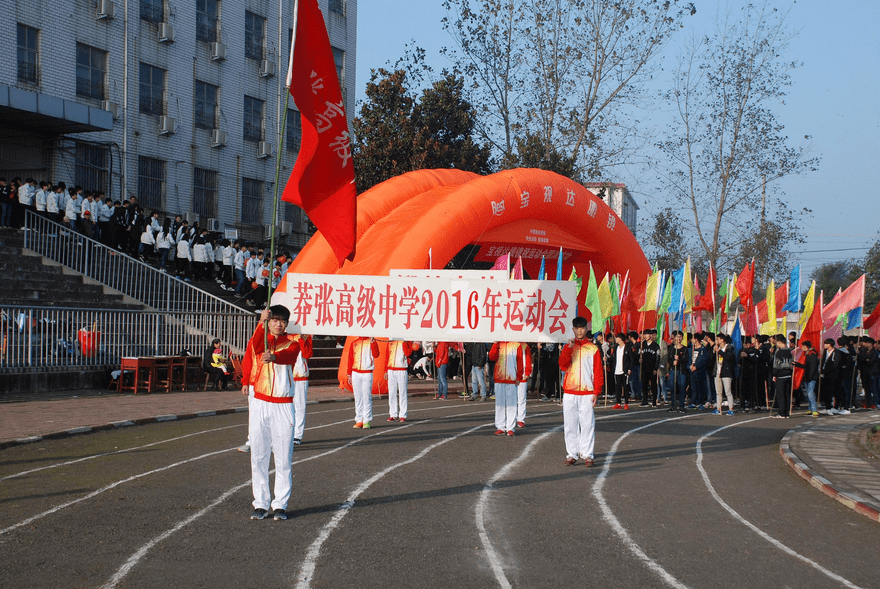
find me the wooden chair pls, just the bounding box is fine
[229,355,244,388]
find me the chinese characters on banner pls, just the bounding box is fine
[272,274,578,343]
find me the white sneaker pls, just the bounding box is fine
[838,409,851,415]
[821,409,831,415]
[829,409,839,415]
[237,445,250,453]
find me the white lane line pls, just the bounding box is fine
[104,408,496,589]
[593,415,692,589]
[476,410,657,588]
[294,419,492,589]
[0,423,246,483]
[696,419,866,589]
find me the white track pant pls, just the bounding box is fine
[294,380,308,440]
[516,381,528,424]
[352,371,373,424]
[387,370,408,419]
[249,395,295,511]
[715,376,734,410]
[563,393,596,460]
[495,383,518,431]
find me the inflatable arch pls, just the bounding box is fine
[281,168,651,392]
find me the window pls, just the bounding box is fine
[241,178,264,225]
[196,0,218,42]
[245,12,265,60]
[195,81,218,129]
[140,0,163,22]
[76,43,106,100]
[138,157,166,210]
[329,0,345,16]
[286,108,302,153]
[284,203,302,227]
[193,168,218,217]
[17,24,39,84]
[243,96,263,142]
[331,47,345,89]
[139,63,165,115]
[75,143,108,193]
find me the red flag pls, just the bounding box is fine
[756,281,789,322]
[707,265,717,313]
[822,274,865,330]
[865,299,880,329]
[283,0,357,264]
[735,260,755,310]
[799,290,823,349]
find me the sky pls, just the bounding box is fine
[354,0,880,281]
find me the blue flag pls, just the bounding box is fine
[538,256,546,281]
[847,307,862,330]
[667,265,687,315]
[556,247,563,281]
[732,317,743,355]
[781,264,801,312]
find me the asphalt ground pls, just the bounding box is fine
[1,398,879,589]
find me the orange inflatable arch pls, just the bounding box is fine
[282,168,651,393]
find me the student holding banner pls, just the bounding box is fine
[384,340,413,422]
[348,336,380,429]
[559,317,604,467]
[516,342,533,428]
[489,341,524,436]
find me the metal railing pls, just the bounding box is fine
[1,305,254,372]
[23,211,250,315]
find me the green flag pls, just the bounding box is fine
[583,264,602,329]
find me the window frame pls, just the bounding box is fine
[193,167,219,218]
[140,0,164,23]
[17,24,39,85]
[196,0,219,43]
[194,81,219,130]
[139,63,166,116]
[75,43,107,101]
[241,177,264,225]
[243,96,264,143]
[137,156,167,211]
[244,11,265,61]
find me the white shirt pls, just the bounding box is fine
[98,203,113,222]
[176,239,191,261]
[35,189,47,211]
[46,191,60,214]
[234,250,249,270]
[615,345,625,375]
[156,231,175,250]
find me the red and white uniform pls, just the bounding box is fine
[241,322,301,512]
[348,338,380,424]
[559,338,604,460]
[292,334,312,440]
[386,340,413,419]
[516,343,533,424]
[489,342,524,432]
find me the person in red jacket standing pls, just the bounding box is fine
[384,340,413,421]
[489,341,524,436]
[516,342,533,428]
[347,336,380,429]
[559,317,604,467]
[291,333,312,444]
[434,341,449,399]
[240,306,301,520]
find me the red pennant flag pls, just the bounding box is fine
[707,265,717,313]
[799,290,823,349]
[865,299,880,329]
[735,260,755,310]
[283,0,357,264]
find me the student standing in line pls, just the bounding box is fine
[559,317,604,467]
[348,336,380,429]
[489,341,523,436]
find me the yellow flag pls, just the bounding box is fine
[598,273,613,322]
[639,270,661,312]
[798,281,815,332]
[682,258,695,313]
[760,280,777,336]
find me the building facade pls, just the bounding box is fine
[2,0,357,248]
[583,182,639,236]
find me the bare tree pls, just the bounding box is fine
[656,1,818,275]
[443,0,691,178]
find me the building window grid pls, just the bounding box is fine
[139,63,166,116]
[245,12,265,61]
[196,0,218,42]
[243,96,264,142]
[241,178,264,225]
[332,47,345,90]
[284,203,302,227]
[137,156,166,211]
[17,24,39,84]
[195,81,218,130]
[329,0,345,16]
[140,0,163,23]
[76,43,107,100]
[75,143,108,194]
[286,108,302,153]
[193,168,218,218]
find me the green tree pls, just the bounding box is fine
[850,238,880,311]
[640,206,687,271]
[352,68,492,192]
[810,261,851,301]
[655,2,818,275]
[442,0,690,177]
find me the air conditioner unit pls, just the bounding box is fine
[158,23,174,43]
[257,141,272,158]
[207,218,222,232]
[210,129,227,147]
[97,0,116,19]
[158,115,175,135]
[259,60,275,78]
[280,221,293,235]
[264,224,279,238]
[211,42,226,61]
[101,100,119,119]
[185,212,198,224]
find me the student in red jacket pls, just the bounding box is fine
[347,336,380,429]
[384,340,413,421]
[559,317,604,467]
[434,341,449,399]
[489,341,524,436]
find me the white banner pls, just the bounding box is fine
[272,273,578,342]
[390,269,509,280]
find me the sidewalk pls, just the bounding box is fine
[780,413,880,524]
[0,377,461,448]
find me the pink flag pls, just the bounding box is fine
[511,256,524,280]
[491,253,510,273]
[822,275,865,330]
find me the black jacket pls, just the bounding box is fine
[717,345,735,378]
[793,349,819,383]
[772,347,793,379]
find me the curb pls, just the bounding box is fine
[779,423,880,524]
